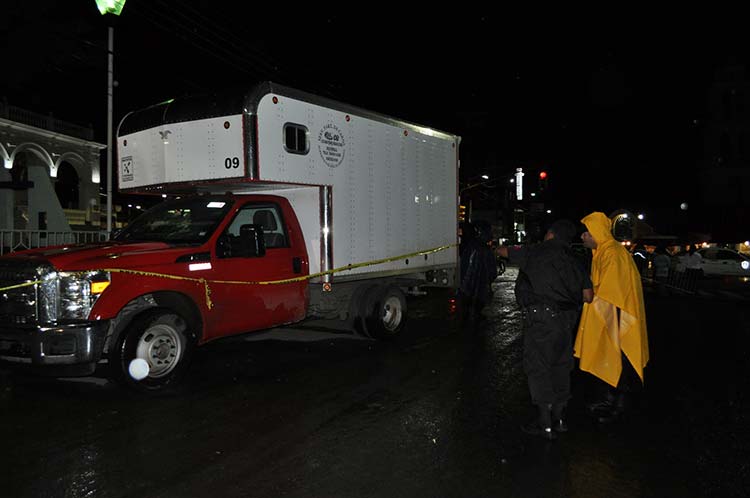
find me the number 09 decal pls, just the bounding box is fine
[224,157,240,169]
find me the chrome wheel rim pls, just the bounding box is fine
[135,322,183,378]
[382,295,403,332]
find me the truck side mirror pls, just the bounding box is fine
[239,224,266,258]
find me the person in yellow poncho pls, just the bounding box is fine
[574,212,649,423]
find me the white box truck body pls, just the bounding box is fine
[0,82,460,391]
[118,83,459,285]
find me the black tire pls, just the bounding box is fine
[111,309,195,392]
[361,285,407,340]
[350,284,375,337]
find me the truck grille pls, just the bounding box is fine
[0,259,54,326]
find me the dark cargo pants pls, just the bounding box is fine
[522,305,579,408]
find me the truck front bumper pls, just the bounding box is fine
[0,321,110,376]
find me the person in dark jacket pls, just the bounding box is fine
[459,220,497,322]
[497,219,593,439]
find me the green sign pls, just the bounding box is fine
[95,0,126,15]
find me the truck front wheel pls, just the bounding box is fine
[362,285,407,340]
[111,309,195,392]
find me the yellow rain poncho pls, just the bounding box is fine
[574,212,649,387]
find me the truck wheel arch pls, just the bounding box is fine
[104,291,204,355]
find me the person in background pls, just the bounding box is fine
[681,245,703,292]
[575,212,649,424]
[652,246,671,295]
[497,220,593,439]
[458,221,497,322]
[631,244,649,277]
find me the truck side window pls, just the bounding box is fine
[283,123,309,154]
[220,203,288,257]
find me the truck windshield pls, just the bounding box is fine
[114,198,233,244]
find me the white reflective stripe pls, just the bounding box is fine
[189,263,212,271]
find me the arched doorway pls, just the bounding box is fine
[55,161,80,209]
[10,154,29,229]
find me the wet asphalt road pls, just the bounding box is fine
[1,269,749,498]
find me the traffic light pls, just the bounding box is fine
[539,171,548,191]
[458,205,466,222]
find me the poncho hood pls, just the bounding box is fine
[581,212,614,248]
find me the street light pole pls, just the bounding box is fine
[106,25,113,234]
[95,0,126,234]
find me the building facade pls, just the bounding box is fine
[0,102,105,235]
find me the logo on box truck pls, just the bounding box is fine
[318,123,346,168]
[121,156,134,182]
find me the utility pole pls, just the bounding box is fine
[106,25,113,233]
[95,0,126,234]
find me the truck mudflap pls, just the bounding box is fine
[0,320,110,376]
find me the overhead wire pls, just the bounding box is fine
[152,0,278,75]
[127,1,280,83]
[118,2,360,100]
[126,7,255,75]
[159,0,280,75]
[121,10,254,94]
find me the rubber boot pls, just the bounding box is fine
[597,391,626,424]
[587,389,616,415]
[521,403,556,440]
[552,403,568,433]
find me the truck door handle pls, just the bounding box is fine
[292,257,302,274]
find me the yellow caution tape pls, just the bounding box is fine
[0,244,456,310]
[0,280,43,291]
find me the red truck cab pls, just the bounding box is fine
[0,194,309,390]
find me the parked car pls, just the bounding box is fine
[696,248,750,276]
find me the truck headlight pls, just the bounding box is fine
[58,271,111,320]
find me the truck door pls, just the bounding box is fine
[208,201,307,338]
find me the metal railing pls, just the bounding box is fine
[0,102,94,141]
[0,230,109,256]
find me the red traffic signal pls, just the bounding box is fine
[539,171,548,191]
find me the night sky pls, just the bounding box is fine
[3,2,748,237]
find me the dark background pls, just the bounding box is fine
[3,2,749,238]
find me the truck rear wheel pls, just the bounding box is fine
[112,309,195,392]
[362,285,407,340]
